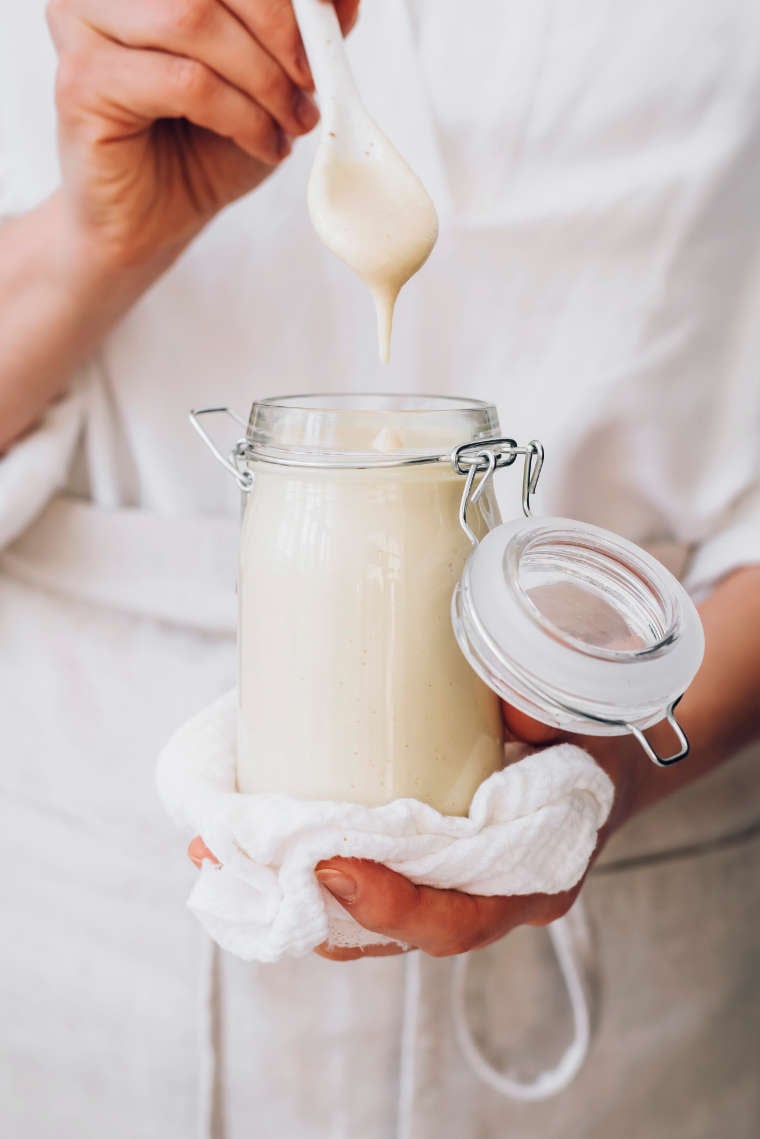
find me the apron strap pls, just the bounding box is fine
[451,899,594,1101]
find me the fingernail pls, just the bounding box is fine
[295,90,320,130]
[316,869,357,902]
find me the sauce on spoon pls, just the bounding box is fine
[308,154,438,363]
[293,0,439,362]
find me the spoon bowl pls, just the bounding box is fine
[292,0,438,361]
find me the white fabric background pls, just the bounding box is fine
[1,0,759,576]
[1,1,759,1137]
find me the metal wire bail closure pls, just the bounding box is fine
[189,407,253,492]
[453,438,545,547]
[538,688,691,767]
[624,698,690,766]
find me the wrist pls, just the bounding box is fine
[0,191,190,449]
[49,189,188,315]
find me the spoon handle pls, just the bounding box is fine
[292,0,358,116]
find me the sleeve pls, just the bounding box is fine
[551,239,760,604]
[0,384,88,552]
[0,127,89,553]
[684,478,760,597]
[680,270,760,597]
[615,223,760,600]
[653,351,760,602]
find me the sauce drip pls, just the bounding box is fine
[308,153,438,362]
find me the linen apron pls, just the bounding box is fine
[2,2,759,1136]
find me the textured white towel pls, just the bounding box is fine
[156,691,614,963]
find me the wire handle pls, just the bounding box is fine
[189,407,253,492]
[453,438,544,546]
[524,674,692,768]
[625,700,690,766]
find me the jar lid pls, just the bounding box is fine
[452,516,704,754]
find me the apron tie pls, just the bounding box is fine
[451,900,594,1101]
[396,950,423,1139]
[198,934,224,1139]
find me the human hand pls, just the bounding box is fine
[311,565,760,960]
[186,704,641,961]
[46,0,360,269]
[186,569,759,962]
[309,707,646,960]
[185,836,586,961]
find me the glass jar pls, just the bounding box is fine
[235,394,506,814]
[191,393,704,814]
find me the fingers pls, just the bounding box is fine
[501,702,565,746]
[230,0,313,88]
[316,859,574,958]
[187,846,576,957]
[56,0,319,139]
[224,2,361,86]
[55,26,289,165]
[188,836,220,868]
[322,0,361,35]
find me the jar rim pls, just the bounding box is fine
[244,392,501,469]
[251,393,496,414]
[505,525,680,664]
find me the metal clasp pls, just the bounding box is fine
[189,407,254,492]
[624,699,690,766]
[557,697,690,767]
[519,675,692,767]
[453,438,544,547]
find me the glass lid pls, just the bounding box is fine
[452,516,704,756]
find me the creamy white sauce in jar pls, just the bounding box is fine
[236,395,505,816]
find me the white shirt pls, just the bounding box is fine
[1,0,759,597]
[2,6,760,1139]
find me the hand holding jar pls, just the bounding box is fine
[181,396,760,964]
[322,566,760,959]
[188,557,760,961]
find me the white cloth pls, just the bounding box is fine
[156,691,614,962]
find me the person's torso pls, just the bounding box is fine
[3,0,760,553]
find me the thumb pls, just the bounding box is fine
[188,836,220,869]
[501,702,565,746]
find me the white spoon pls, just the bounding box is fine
[292,0,439,362]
